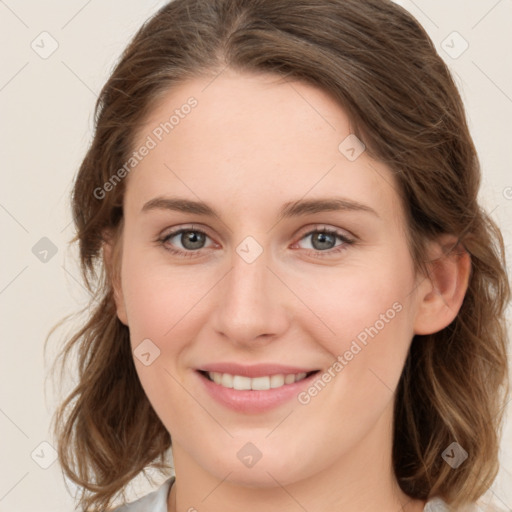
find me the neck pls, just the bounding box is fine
[167,406,426,512]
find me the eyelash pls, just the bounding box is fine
[157,225,355,259]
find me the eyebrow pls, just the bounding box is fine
[141,196,379,220]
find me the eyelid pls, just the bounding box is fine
[159,223,208,238]
[295,224,355,241]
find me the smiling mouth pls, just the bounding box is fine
[198,370,320,391]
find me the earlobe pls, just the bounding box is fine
[102,233,128,326]
[413,235,471,335]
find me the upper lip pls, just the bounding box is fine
[198,363,319,378]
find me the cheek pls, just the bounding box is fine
[294,254,416,354]
[121,235,417,362]
[119,252,202,426]
[290,262,415,450]
[120,247,203,345]
[292,249,417,420]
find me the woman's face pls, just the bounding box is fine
[113,69,431,487]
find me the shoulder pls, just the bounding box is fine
[110,477,175,512]
[424,497,510,512]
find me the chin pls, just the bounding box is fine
[199,447,312,488]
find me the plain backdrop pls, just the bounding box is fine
[0,1,511,510]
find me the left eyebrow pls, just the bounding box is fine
[277,197,379,221]
[141,196,380,220]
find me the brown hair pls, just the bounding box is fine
[51,0,510,510]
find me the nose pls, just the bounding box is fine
[210,242,290,348]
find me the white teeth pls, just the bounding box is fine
[221,373,233,388]
[284,374,295,385]
[206,371,310,390]
[233,375,252,390]
[251,376,270,390]
[270,374,284,388]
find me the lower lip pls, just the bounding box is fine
[197,371,318,413]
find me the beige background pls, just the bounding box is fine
[0,0,511,510]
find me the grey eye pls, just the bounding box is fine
[308,232,337,251]
[178,230,207,250]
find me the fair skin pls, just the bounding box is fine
[106,69,470,512]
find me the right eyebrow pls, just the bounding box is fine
[141,197,217,216]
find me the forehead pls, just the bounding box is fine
[126,70,403,226]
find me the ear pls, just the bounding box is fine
[413,234,471,335]
[102,231,128,326]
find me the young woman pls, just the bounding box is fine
[52,0,510,511]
